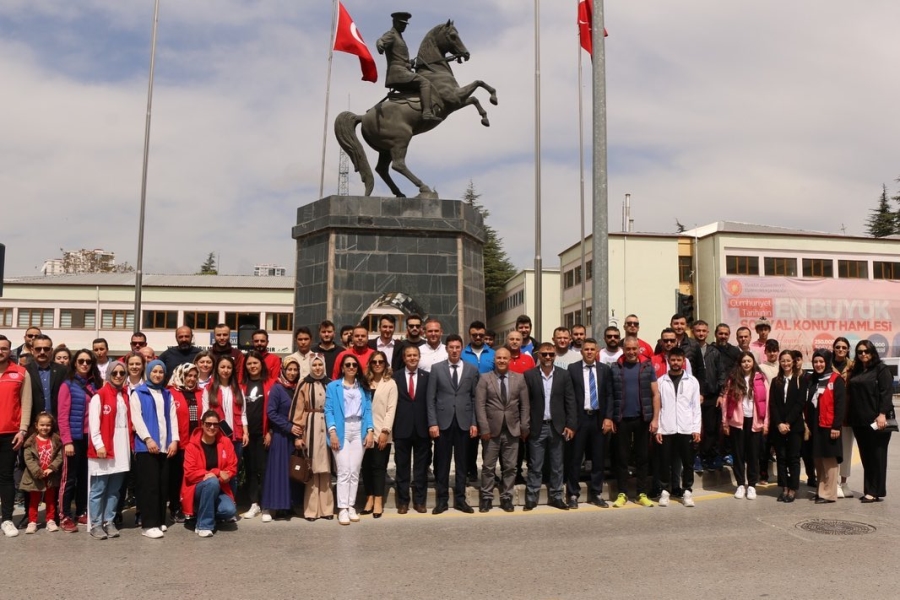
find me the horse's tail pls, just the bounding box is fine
[334,111,374,196]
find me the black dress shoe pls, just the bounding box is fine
[567,496,579,509]
[397,504,409,515]
[549,497,569,511]
[860,496,878,504]
[360,508,374,516]
[500,499,514,513]
[432,502,449,515]
[588,496,609,508]
[785,493,795,503]
[479,500,492,513]
[815,498,835,504]
[523,500,537,511]
[777,493,785,502]
[454,501,475,514]
[413,504,427,513]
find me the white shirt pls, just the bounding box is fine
[201,386,248,431]
[88,391,131,475]
[553,348,581,369]
[376,338,396,364]
[541,369,554,420]
[742,375,754,418]
[581,362,599,411]
[418,343,447,372]
[656,372,701,435]
[130,387,180,449]
[599,348,623,365]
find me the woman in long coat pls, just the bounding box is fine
[296,355,334,520]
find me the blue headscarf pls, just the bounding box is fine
[145,359,167,390]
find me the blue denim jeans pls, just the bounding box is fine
[194,477,236,532]
[89,472,126,527]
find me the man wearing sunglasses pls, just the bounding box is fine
[391,314,426,372]
[599,326,623,365]
[11,327,40,363]
[25,334,66,421]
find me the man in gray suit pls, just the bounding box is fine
[475,347,530,512]
[523,342,577,511]
[426,334,480,514]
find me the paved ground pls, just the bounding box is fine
[4,442,898,599]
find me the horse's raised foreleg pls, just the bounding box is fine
[375,151,406,198]
[463,97,490,127]
[456,80,499,107]
[390,145,434,199]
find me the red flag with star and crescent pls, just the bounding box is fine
[333,2,377,82]
[578,0,608,58]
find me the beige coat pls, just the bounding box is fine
[370,378,398,443]
[297,380,331,474]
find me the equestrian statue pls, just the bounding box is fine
[334,12,498,198]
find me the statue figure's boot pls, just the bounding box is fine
[419,83,442,122]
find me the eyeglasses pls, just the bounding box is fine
[833,345,849,351]
[661,339,677,344]
[76,358,93,365]
[857,349,872,356]
[110,371,127,378]
[408,324,422,329]
[625,321,639,326]
[131,341,147,347]
[343,363,358,369]
[539,352,556,357]
[25,333,38,338]
[370,359,385,365]
[605,335,620,339]
[203,422,220,429]
[33,347,52,353]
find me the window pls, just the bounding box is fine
[678,256,693,283]
[838,260,868,279]
[183,311,219,330]
[725,255,759,275]
[574,266,582,286]
[0,308,12,328]
[873,261,900,280]
[224,312,260,330]
[102,310,134,330]
[586,260,593,280]
[60,309,96,329]
[802,258,833,278]
[17,308,53,328]
[764,257,797,277]
[266,312,293,332]
[142,310,178,330]
[564,269,575,289]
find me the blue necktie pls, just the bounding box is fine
[588,365,598,410]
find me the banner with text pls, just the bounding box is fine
[720,277,900,359]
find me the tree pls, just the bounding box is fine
[866,184,896,238]
[463,181,517,307]
[675,219,686,233]
[198,252,218,275]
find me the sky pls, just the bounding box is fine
[2,0,900,277]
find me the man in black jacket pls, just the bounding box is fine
[391,345,432,514]
[25,334,66,421]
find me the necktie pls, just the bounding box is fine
[408,372,415,399]
[588,364,598,410]
[451,364,459,390]
[500,374,507,403]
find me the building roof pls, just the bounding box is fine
[683,220,900,241]
[2,273,295,289]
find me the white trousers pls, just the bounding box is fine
[334,420,364,509]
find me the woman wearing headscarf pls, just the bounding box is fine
[130,360,179,539]
[295,355,334,520]
[261,357,301,522]
[805,349,845,504]
[167,363,201,522]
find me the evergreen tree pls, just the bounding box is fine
[198,252,218,275]
[463,181,517,306]
[866,184,896,238]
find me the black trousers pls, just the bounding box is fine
[615,417,649,496]
[0,434,17,522]
[167,449,184,514]
[434,416,469,504]
[801,435,815,482]
[773,430,802,490]
[361,444,392,497]
[660,433,695,493]
[731,418,761,487]
[853,426,892,498]
[567,412,606,499]
[60,438,88,519]
[135,452,169,529]
[700,404,721,460]
[243,434,267,505]
[394,433,432,506]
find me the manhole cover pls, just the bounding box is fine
[796,519,876,535]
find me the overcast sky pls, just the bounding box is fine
[2,0,899,277]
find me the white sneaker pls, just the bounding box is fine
[1,520,18,537]
[160,524,167,532]
[142,527,164,539]
[348,507,360,522]
[261,512,273,523]
[734,485,746,499]
[25,522,38,534]
[746,486,757,500]
[338,509,350,525]
[683,490,695,507]
[658,490,670,507]
[242,503,261,519]
[836,484,845,499]
[46,520,59,533]
[197,529,214,538]
[839,483,854,498]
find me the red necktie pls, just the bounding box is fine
[408,373,415,399]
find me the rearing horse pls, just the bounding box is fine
[335,21,498,198]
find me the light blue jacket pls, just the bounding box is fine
[324,380,374,450]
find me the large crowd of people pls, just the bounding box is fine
[0,312,894,540]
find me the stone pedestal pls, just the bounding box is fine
[292,196,486,334]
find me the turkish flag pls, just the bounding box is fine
[578,0,608,58]
[333,2,377,83]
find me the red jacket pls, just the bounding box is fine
[181,428,238,517]
[206,387,245,442]
[241,378,275,436]
[0,364,28,435]
[169,387,201,450]
[87,383,132,458]
[816,372,842,429]
[332,347,374,379]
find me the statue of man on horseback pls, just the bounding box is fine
[376,12,441,123]
[335,16,498,198]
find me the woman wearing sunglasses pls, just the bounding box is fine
[324,355,375,525]
[181,410,237,538]
[360,351,397,518]
[848,340,894,503]
[831,337,855,498]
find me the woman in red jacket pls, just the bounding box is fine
[182,410,238,538]
[806,349,845,503]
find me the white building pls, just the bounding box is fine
[253,264,287,277]
[41,248,120,276]
[486,269,560,343]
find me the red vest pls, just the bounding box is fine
[0,364,27,435]
[210,387,244,441]
[87,383,132,458]
[816,372,841,429]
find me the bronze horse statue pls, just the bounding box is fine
[335,21,498,198]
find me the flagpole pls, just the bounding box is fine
[533,0,543,341]
[319,0,339,198]
[576,5,587,325]
[591,0,609,335]
[134,0,160,331]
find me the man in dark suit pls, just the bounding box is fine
[24,334,66,421]
[523,342,576,510]
[566,338,615,508]
[426,334,479,514]
[475,347,529,512]
[392,345,432,514]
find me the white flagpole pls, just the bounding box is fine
[319,0,339,198]
[533,0,543,341]
[134,0,160,329]
[577,3,587,323]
